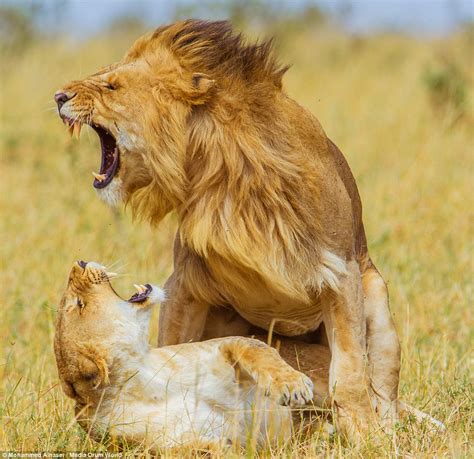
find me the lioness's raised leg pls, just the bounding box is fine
[363,262,401,426]
[219,337,314,406]
[321,259,375,435]
[260,337,331,408]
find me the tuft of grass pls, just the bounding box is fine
[423,58,469,123]
[0,26,472,457]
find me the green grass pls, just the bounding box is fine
[0,28,472,457]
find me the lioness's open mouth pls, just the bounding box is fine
[61,117,120,189]
[128,284,153,303]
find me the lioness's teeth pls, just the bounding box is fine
[134,284,146,294]
[106,272,117,278]
[92,172,106,181]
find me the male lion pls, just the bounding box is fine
[55,20,401,435]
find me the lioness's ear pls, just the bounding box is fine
[77,343,110,389]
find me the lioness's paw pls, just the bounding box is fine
[259,370,314,407]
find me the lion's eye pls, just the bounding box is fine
[105,82,116,90]
[77,298,84,309]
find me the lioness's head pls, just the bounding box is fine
[55,261,165,402]
[54,20,286,221]
[58,260,164,333]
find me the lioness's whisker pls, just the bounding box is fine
[105,259,126,270]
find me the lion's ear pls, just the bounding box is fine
[186,73,215,104]
[192,73,215,93]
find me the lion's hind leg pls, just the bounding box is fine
[363,263,401,428]
[219,337,314,407]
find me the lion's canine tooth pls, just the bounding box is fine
[92,172,106,181]
[73,122,82,139]
[68,124,74,137]
[106,272,117,278]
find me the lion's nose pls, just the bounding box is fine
[54,91,73,110]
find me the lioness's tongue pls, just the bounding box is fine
[128,284,153,303]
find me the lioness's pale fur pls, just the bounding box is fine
[54,261,315,450]
[56,20,402,435]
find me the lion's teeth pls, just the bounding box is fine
[68,124,74,137]
[73,122,82,139]
[92,172,106,181]
[106,272,117,278]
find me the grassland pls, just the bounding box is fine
[0,25,472,457]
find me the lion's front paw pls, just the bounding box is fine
[258,369,314,407]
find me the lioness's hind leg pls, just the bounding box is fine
[363,263,401,427]
[219,337,314,406]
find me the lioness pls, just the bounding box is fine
[55,20,401,435]
[54,261,315,450]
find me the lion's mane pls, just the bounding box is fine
[126,20,344,300]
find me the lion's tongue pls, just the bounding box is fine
[93,147,119,189]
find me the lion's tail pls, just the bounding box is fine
[398,400,446,431]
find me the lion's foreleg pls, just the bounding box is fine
[363,264,401,428]
[158,272,210,346]
[321,259,375,437]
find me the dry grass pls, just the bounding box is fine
[0,27,472,457]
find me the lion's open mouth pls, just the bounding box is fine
[61,117,120,189]
[90,124,120,189]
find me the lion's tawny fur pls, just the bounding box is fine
[56,19,402,437]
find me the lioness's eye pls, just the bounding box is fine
[105,82,116,90]
[77,298,84,309]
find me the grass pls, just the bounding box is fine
[0,26,472,457]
